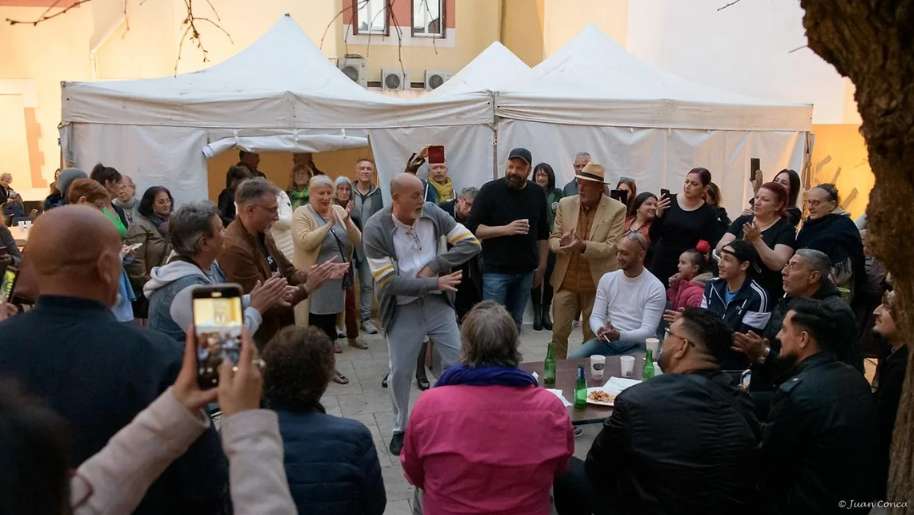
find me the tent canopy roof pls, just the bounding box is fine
[62,15,491,129]
[430,41,531,96]
[496,25,812,131]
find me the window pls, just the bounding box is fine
[354,0,388,35]
[412,0,445,38]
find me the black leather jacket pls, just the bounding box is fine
[761,352,881,514]
[586,371,761,515]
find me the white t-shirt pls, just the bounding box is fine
[589,268,666,343]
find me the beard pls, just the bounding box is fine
[506,174,526,190]
[770,351,801,384]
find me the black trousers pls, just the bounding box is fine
[309,312,339,342]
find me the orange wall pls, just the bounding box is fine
[808,124,873,219]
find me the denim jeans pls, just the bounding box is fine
[569,337,643,358]
[483,271,534,328]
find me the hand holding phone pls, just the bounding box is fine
[194,285,244,388]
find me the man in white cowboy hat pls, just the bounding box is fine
[548,162,627,358]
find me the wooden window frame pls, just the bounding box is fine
[410,0,446,39]
[352,0,390,36]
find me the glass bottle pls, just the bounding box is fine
[543,342,557,387]
[642,349,655,380]
[574,366,587,409]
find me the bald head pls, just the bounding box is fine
[27,205,122,306]
[390,173,425,225]
[390,173,423,196]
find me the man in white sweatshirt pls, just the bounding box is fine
[570,233,666,358]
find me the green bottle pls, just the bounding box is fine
[543,342,557,387]
[574,366,587,409]
[643,350,655,380]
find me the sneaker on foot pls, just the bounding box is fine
[389,432,405,455]
[361,319,379,334]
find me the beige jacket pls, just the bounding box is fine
[291,203,361,325]
[71,388,296,515]
[549,195,627,289]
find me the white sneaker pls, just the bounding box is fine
[361,319,379,334]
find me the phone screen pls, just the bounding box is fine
[194,290,243,388]
[0,267,18,304]
[660,188,671,199]
[610,189,629,204]
[750,158,761,181]
[427,145,445,164]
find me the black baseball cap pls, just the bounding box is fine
[508,147,532,166]
[720,239,761,274]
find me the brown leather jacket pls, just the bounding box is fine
[219,218,308,347]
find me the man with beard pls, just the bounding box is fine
[731,249,862,417]
[553,308,761,515]
[760,300,880,514]
[466,148,549,330]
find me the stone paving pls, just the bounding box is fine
[321,322,599,515]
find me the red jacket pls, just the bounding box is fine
[401,384,574,515]
[667,272,713,311]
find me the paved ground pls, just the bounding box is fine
[320,321,597,515]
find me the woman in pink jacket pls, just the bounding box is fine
[0,331,297,515]
[401,301,574,515]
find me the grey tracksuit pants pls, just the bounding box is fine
[388,294,461,434]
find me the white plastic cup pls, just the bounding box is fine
[645,337,660,356]
[620,355,635,378]
[590,355,606,380]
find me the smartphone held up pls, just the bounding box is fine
[193,284,244,388]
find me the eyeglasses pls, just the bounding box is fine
[664,328,694,347]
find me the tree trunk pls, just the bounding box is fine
[801,0,914,509]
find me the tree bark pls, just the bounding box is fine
[801,0,914,509]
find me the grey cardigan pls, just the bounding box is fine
[363,202,480,334]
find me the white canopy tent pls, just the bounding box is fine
[60,15,493,205]
[495,26,813,216]
[365,41,533,199]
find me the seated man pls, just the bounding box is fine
[570,233,665,358]
[555,308,761,515]
[761,300,880,514]
[733,249,863,386]
[700,239,771,369]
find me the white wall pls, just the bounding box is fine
[626,0,859,124]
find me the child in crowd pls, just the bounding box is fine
[666,247,713,311]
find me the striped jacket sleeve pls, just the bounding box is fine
[741,280,772,331]
[423,203,481,274]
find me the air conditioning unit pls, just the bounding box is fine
[337,55,367,86]
[424,70,451,90]
[381,69,408,91]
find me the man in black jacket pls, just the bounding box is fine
[554,308,761,515]
[733,249,863,416]
[0,206,228,515]
[761,299,880,514]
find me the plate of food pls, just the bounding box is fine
[586,387,615,407]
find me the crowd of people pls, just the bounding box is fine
[0,143,904,515]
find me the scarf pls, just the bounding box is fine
[148,213,170,237]
[428,176,455,203]
[435,364,538,388]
